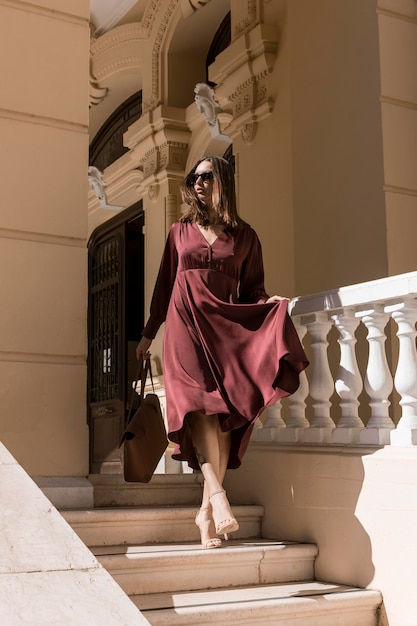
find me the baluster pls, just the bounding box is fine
[303,312,336,442]
[331,309,364,443]
[357,307,394,444]
[255,401,285,442]
[388,299,417,445]
[281,318,309,442]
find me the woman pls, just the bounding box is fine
[136,156,308,549]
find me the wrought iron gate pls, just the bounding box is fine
[87,203,144,473]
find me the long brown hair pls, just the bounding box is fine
[180,156,245,228]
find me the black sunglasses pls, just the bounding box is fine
[187,170,214,186]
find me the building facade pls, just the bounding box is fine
[2,1,417,624]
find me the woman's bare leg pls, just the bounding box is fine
[201,423,231,507]
[189,412,238,538]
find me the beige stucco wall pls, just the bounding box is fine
[288,0,387,295]
[379,7,417,276]
[0,0,90,475]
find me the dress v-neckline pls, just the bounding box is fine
[194,222,226,247]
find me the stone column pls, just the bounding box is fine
[0,1,90,476]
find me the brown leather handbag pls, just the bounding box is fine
[120,359,168,482]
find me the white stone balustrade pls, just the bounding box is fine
[254,270,417,447]
[331,309,364,444]
[302,312,336,443]
[281,320,309,443]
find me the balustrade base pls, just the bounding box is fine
[280,427,305,443]
[302,427,334,443]
[254,427,285,443]
[390,428,417,446]
[331,427,364,444]
[360,427,393,446]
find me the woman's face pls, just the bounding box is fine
[192,160,214,210]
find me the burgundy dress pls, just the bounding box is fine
[143,221,308,470]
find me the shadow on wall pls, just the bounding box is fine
[224,447,377,594]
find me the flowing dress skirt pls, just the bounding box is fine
[163,267,308,469]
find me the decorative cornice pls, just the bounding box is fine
[90,23,146,56]
[210,22,279,139]
[90,23,144,81]
[140,141,188,178]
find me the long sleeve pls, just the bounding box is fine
[238,229,269,304]
[142,226,178,339]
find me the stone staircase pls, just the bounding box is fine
[62,474,382,625]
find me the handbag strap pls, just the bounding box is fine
[126,358,155,423]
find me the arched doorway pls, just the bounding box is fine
[87,202,144,474]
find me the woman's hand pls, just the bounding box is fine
[266,295,290,304]
[136,336,152,361]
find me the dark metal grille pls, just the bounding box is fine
[90,236,120,402]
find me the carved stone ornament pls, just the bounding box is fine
[241,121,257,145]
[194,83,221,128]
[148,184,160,202]
[89,76,108,107]
[142,0,178,113]
[233,0,259,40]
[88,166,124,210]
[89,40,108,107]
[210,23,279,138]
[180,0,212,18]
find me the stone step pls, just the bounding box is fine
[88,474,203,508]
[92,540,318,597]
[132,581,382,626]
[62,505,264,547]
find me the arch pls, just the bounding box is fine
[143,0,230,110]
[89,92,142,171]
[90,22,145,139]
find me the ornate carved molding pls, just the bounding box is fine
[90,23,144,82]
[240,121,257,145]
[142,0,164,35]
[89,79,108,107]
[148,184,160,202]
[141,142,188,178]
[123,105,190,193]
[233,0,260,40]
[142,0,179,113]
[210,22,279,139]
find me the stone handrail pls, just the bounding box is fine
[255,270,417,447]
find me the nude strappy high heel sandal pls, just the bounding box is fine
[209,490,239,539]
[195,507,222,549]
